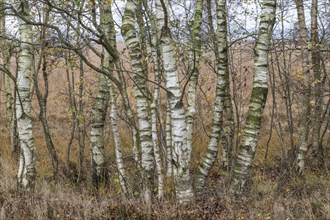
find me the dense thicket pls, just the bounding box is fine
[0,0,329,218]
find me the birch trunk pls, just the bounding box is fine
[162,33,194,203]
[90,0,113,188]
[186,0,203,162]
[231,0,276,195]
[122,0,154,203]
[194,0,228,192]
[103,1,129,194]
[90,72,110,187]
[144,0,165,199]
[156,0,165,34]
[310,0,323,169]
[109,80,128,194]
[4,53,13,130]
[160,3,194,203]
[150,35,164,199]
[136,0,148,78]
[165,103,173,177]
[220,85,234,169]
[154,0,173,180]
[16,0,36,189]
[0,1,16,153]
[294,0,312,175]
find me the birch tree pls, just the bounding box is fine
[230,0,276,195]
[186,0,203,162]
[109,79,129,194]
[90,0,113,188]
[16,0,37,189]
[165,104,172,177]
[150,32,164,199]
[310,0,324,169]
[0,0,16,153]
[195,0,228,192]
[159,0,194,204]
[294,0,312,174]
[90,73,110,187]
[105,0,128,193]
[220,76,235,169]
[122,0,154,203]
[146,2,165,198]
[89,1,129,193]
[219,8,235,168]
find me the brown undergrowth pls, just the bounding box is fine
[1,134,329,219]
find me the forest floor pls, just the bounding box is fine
[0,134,329,220]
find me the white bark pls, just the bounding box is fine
[1,0,15,152]
[90,1,111,187]
[93,0,128,193]
[194,0,228,192]
[16,0,36,189]
[165,104,173,177]
[122,0,154,203]
[231,0,276,195]
[156,0,166,35]
[220,87,234,169]
[151,41,164,199]
[151,103,164,198]
[294,0,312,174]
[186,0,203,161]
[90,73,109,187]
[109,81,128,194]
[145,0,165,199]
[161,26,194,204]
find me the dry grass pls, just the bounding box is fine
[1,132,330,219]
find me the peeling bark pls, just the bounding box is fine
[16,0,36,190]
[90,72,110,187]
[122,0,154,203]
[160,2,194,203]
